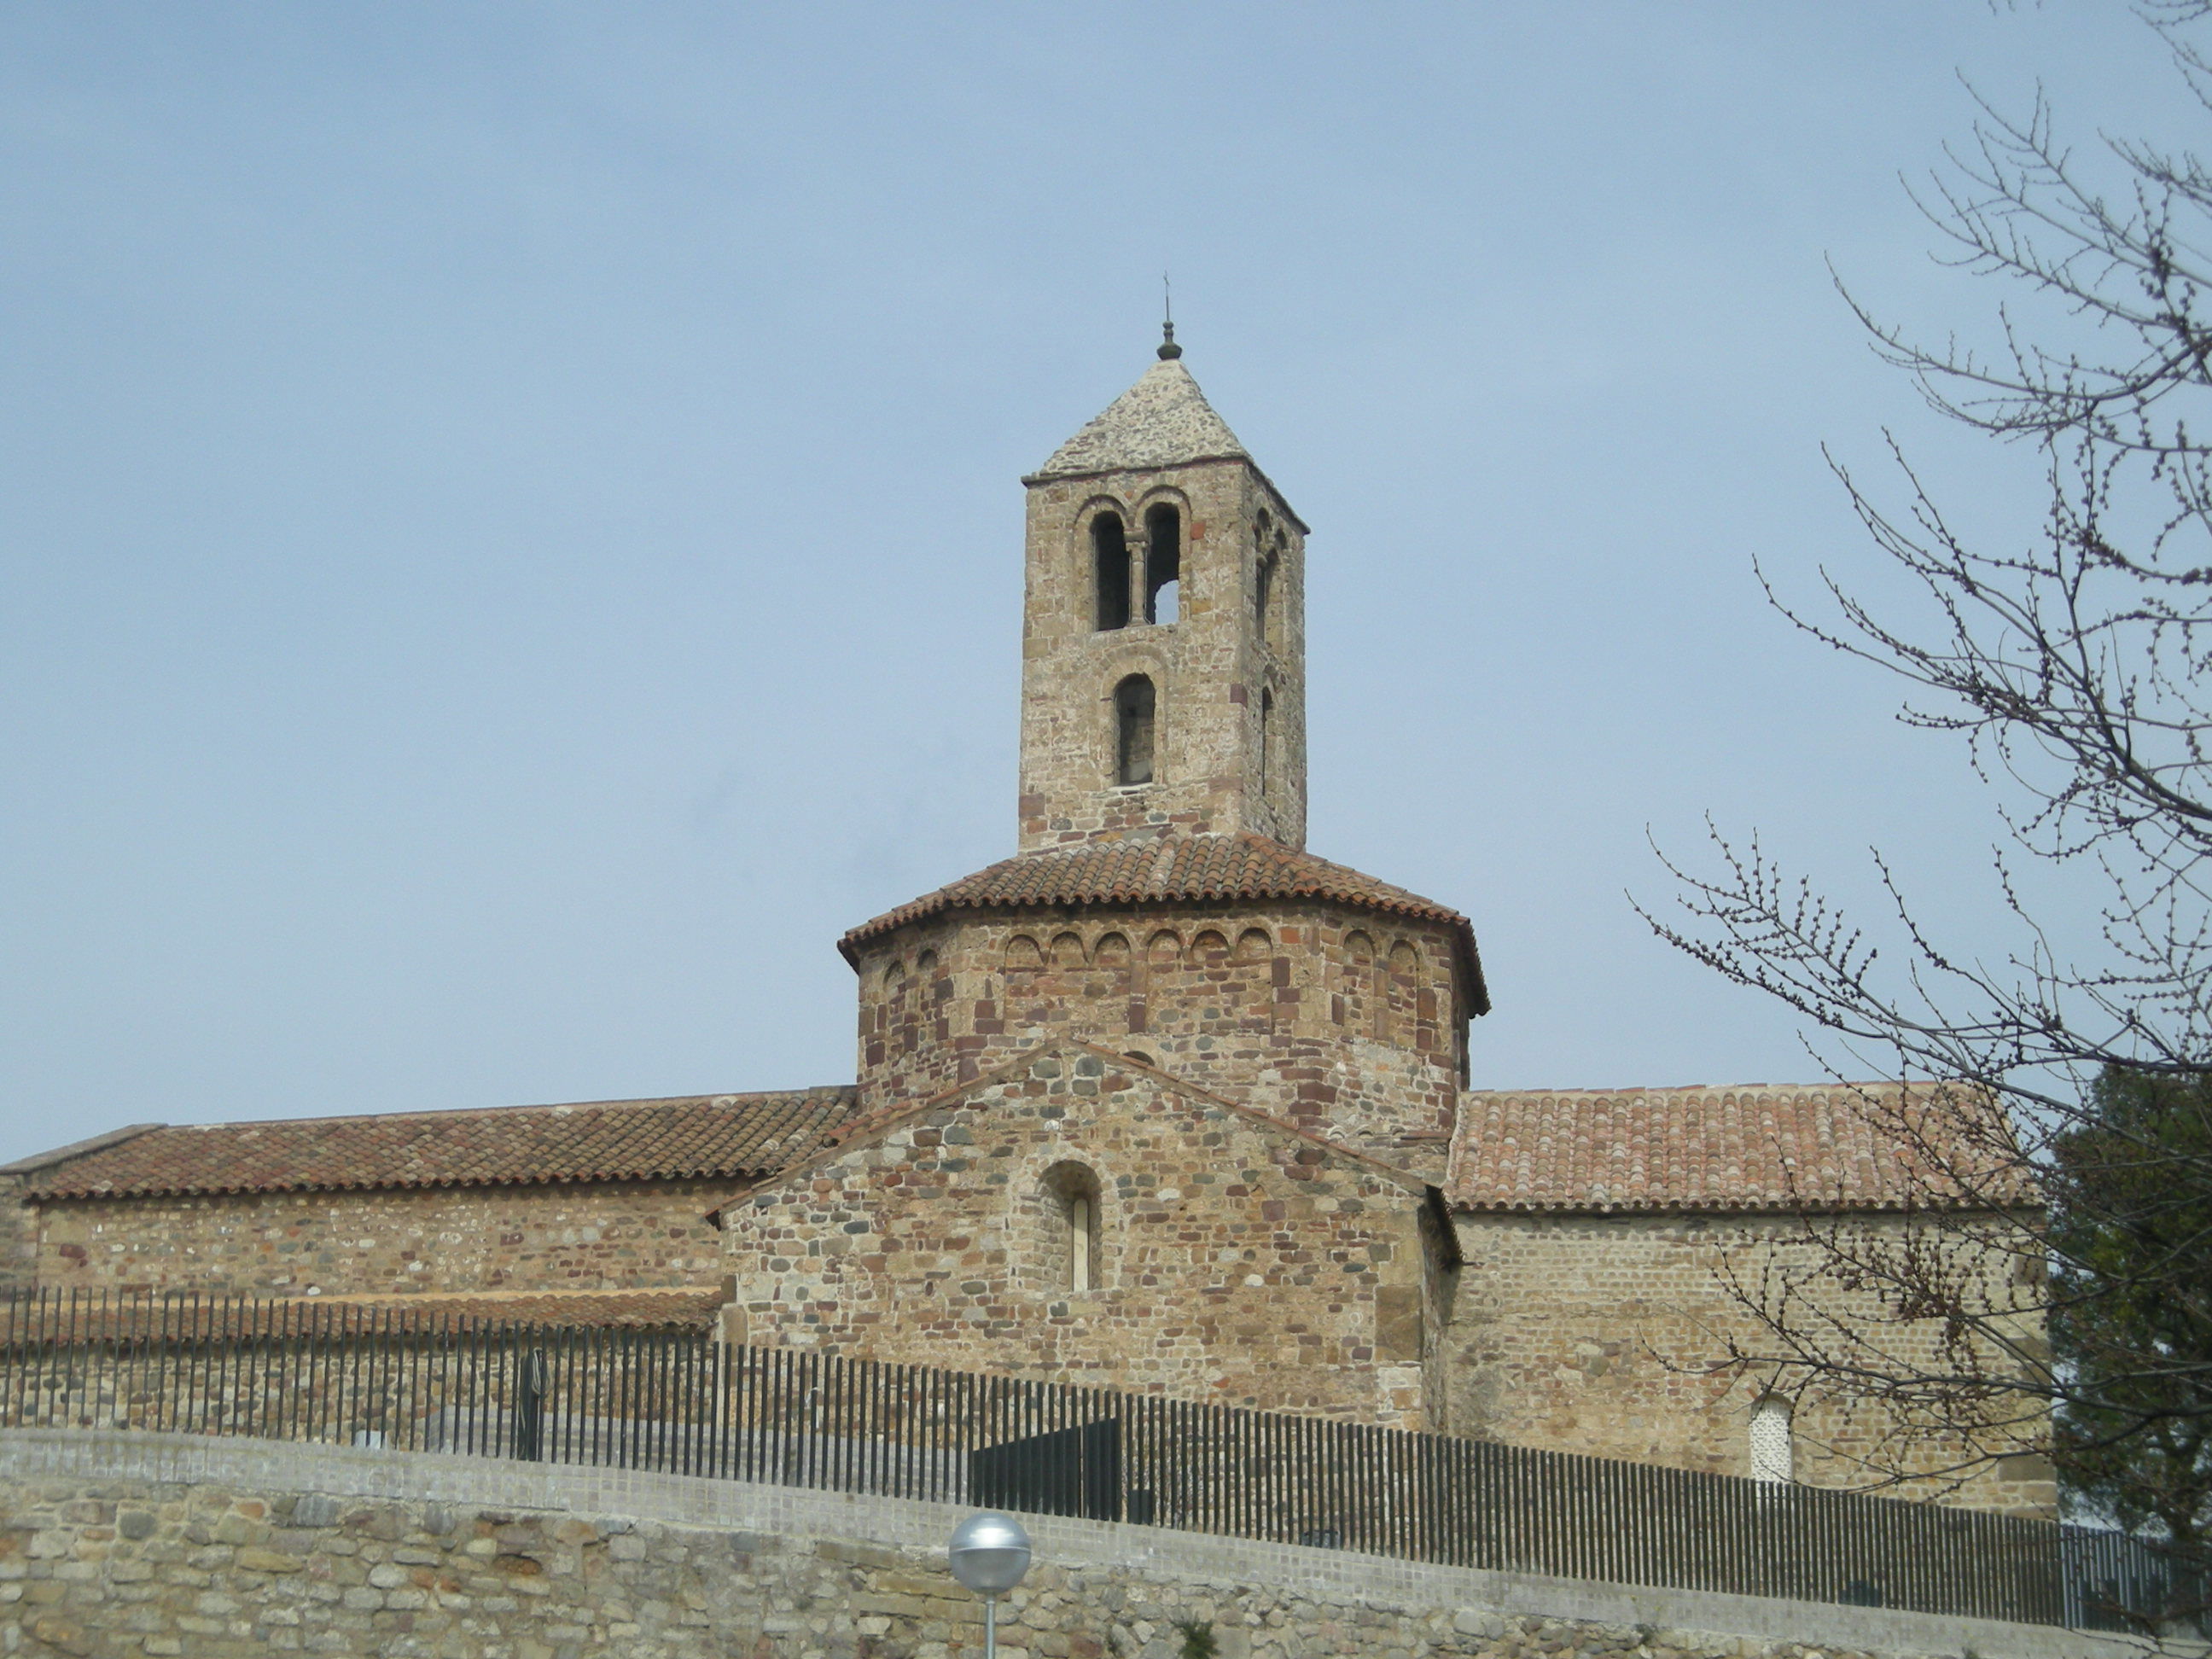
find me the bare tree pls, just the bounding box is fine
[1647,4,2212,1618]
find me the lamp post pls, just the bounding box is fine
[947,1511,1032,1659]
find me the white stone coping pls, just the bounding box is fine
[0,1428,2193,1659]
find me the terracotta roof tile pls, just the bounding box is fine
[23,1089,853,1201]
[841,834,1488,1010]
[1447,1083,2033,1214]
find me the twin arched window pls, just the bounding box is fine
[1091,505,1181,632]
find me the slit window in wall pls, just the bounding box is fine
[1265,517,1283,645]
[1114,674,1155,785]
[1144,504,1180,625]
[1259,687,1274,793]
[1044,1161,1103,1292]
[1070,1196,1094,1290]
[1265,528,1289,650]
[1749,1396,1794,1483]
[1092,513,1131,632]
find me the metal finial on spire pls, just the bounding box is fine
[1158,272,1182,359]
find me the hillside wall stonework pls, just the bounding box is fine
[1441,1211,2056,1518]
[853,910,1465,1170]
[721,1047,1440,1428]
[0,1429,2135,1659]
[30,1180,730,1298]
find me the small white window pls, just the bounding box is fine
[1749,1396,1794,1483]
[1069,1196,1093,1291]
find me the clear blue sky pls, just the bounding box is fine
[0,3,2186,1160]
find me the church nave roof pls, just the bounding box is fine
[17,1086,854,1201]
[1447,1082,2034,1215]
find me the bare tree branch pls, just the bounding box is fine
[1647,9,2212,1616]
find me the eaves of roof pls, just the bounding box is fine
[840,833,1489,1016]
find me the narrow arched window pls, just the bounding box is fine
[1255,552,1275,643]
[1092,513,1130,632]
[1144,504,1180,625]
[1115,674,1155,785]
[1265,527,1289,651]
[1259,686,1274,792]
[1069,1195,1094,1290]
[1749,1396,1794,1483]
[1044,1161,1102,1292]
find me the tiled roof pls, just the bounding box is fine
[0,1287,724,1342]
[1030,358,1249,480]
[23,1089,854,1201]
[841,833,1488,1010]
[1447,1084,2034,1214]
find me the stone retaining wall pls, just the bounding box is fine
[0,1430,2175,1659]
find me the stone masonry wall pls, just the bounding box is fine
[853,909,1465,1172]
[0,1429,2135,1659]
[0,1181,39,1300]
[1441,1211,2057,1519]
[722,1046,1439,1428]
[1019,460,1307,853]
[31,1180,730,1298]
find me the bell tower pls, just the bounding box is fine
[842,330,1487,1159]
[1016,330,1307,852]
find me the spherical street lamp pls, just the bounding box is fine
[947,1511,1032,1659]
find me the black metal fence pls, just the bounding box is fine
[0,1292,2194,1633]
[2063,1521,2207,1635]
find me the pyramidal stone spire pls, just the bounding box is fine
[1030,358,1250,481]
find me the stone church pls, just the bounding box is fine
[0,338,2051,1518]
